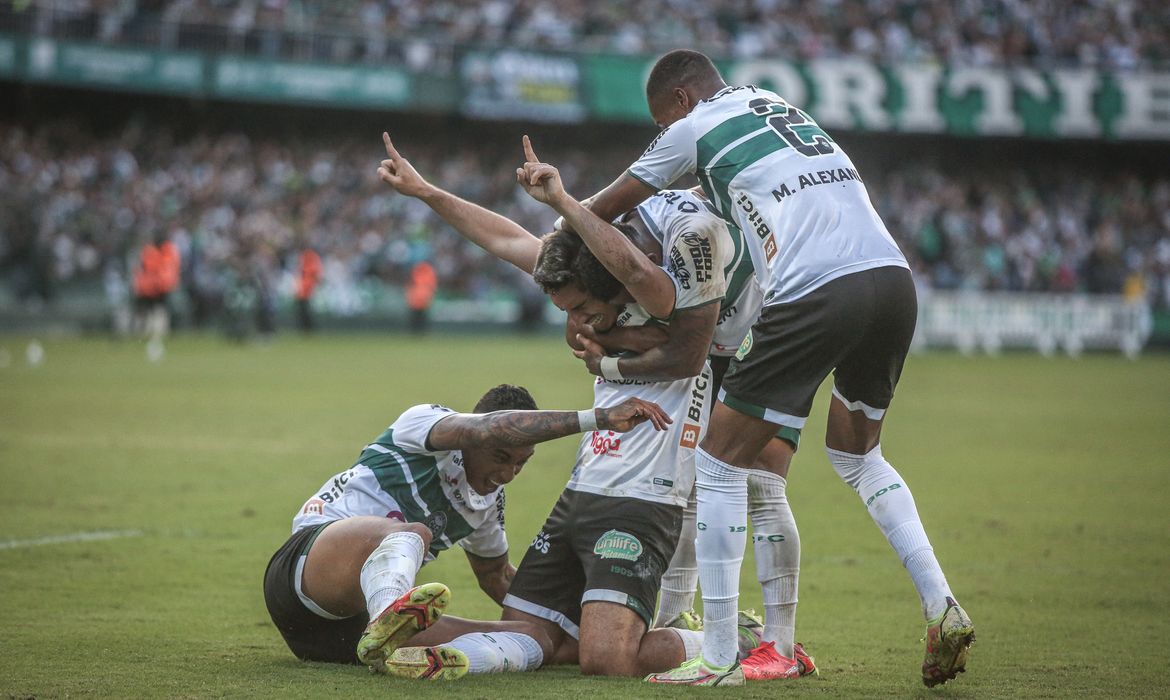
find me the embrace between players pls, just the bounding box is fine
[262,49,975,688]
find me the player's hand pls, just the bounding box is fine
[377,132,433,198]
[516,135,569,207]
[597,398,672,432]
[572,327,606,376]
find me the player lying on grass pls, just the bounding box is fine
[376,134,738,680]
[516,136,815,682]
[262,384,670,673]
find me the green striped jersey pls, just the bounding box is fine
[628,85,907,306]
[292,404,508,560]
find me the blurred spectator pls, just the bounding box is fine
[294,244,321,332]
[0,118,1167,335]
[405,259,436,334]
[4,0,1168,69]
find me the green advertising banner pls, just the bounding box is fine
[582,55,1165,140]
[24,37,203,93]
[213,57,411,108]
[460,50,586,123]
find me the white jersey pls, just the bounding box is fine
[292,404,508,560]
[628,85,908,307]
[565,223,717,507]
[635,189,763,357]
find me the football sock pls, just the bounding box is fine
[359,530,426,619]
[695,446,749,669]
[447,631,544,673]
[748,470,799,657]
[668,627,704,660]
[827,444,954,619]
[655,489,699,628]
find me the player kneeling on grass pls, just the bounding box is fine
[262,384,670,675]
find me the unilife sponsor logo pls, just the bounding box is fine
[593,529,644,561]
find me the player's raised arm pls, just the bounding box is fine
[427,398,672,450]
[378,132,542,273]
[518,136,677,318]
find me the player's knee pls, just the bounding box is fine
[579,639,637,676]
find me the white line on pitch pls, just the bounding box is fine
[0,529,144,550]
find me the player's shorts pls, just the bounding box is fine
[263,521,367,664]
[503,489,682,638]
[710,355,801,449]
[721,265,917,429]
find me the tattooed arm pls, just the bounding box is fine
[427,397,673,450]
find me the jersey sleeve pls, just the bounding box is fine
[458,489,509,558]
[627,119,698,191]
[388,404,457,455]
[664,212,729,311]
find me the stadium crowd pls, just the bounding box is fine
[4,0,1169,69]
[1,120,1167,326]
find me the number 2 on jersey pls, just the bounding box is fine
[748,97,835,157]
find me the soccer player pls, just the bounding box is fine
[517,138,813,680]
[262,383,670,674]
[579,49,975,687]
[375,134,729,679]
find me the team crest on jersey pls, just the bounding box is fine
[736,330,754,360]
[424,511,449,538]
[593,529,643,561]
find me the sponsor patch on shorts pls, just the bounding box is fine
[736,330,754,361]
[593,530,643,561]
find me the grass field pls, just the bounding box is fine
[2,333,1168,699]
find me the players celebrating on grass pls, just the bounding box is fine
[516,136,813,681]
[377,134,745,680]
[262,384,670,674]
[578,49,975,687]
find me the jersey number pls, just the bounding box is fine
[748,98,835,157]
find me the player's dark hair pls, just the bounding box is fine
[646,49,724,104]
[475,384,538,413]
[533,229,584,293]
[572,223,639,303]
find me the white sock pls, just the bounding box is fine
[446,631,544,673]
[748,470,799,657]
[669,627,704,660]
[695,447,749,668]
[655,489,699,627]
[359,531,426,619]
[827,444,954,619]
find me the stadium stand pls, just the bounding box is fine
[0,1,1166,350]
[3,0,1168,68]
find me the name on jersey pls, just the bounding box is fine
[772,167,863,202]
[735,193,778,262]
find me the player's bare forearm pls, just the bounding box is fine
[430,402,668,450]
[467,552,515,606]
[604,304,718,381]
[420,189,542,273]
[591,325,670,354]
[586,173,658,224]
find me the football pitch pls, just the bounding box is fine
[2,333,1168,699]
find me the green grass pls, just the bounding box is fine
[1,333,1168,699]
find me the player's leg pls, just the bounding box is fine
[826,266,972,686]
[298,516,448,669]
[578,601,706,677]
[385,614,556,679]
[748,436,801,658]
[653,486,699,628]
[262,523,370,663]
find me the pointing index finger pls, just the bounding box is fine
[522,134,539,163]
[383,132,400,159]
